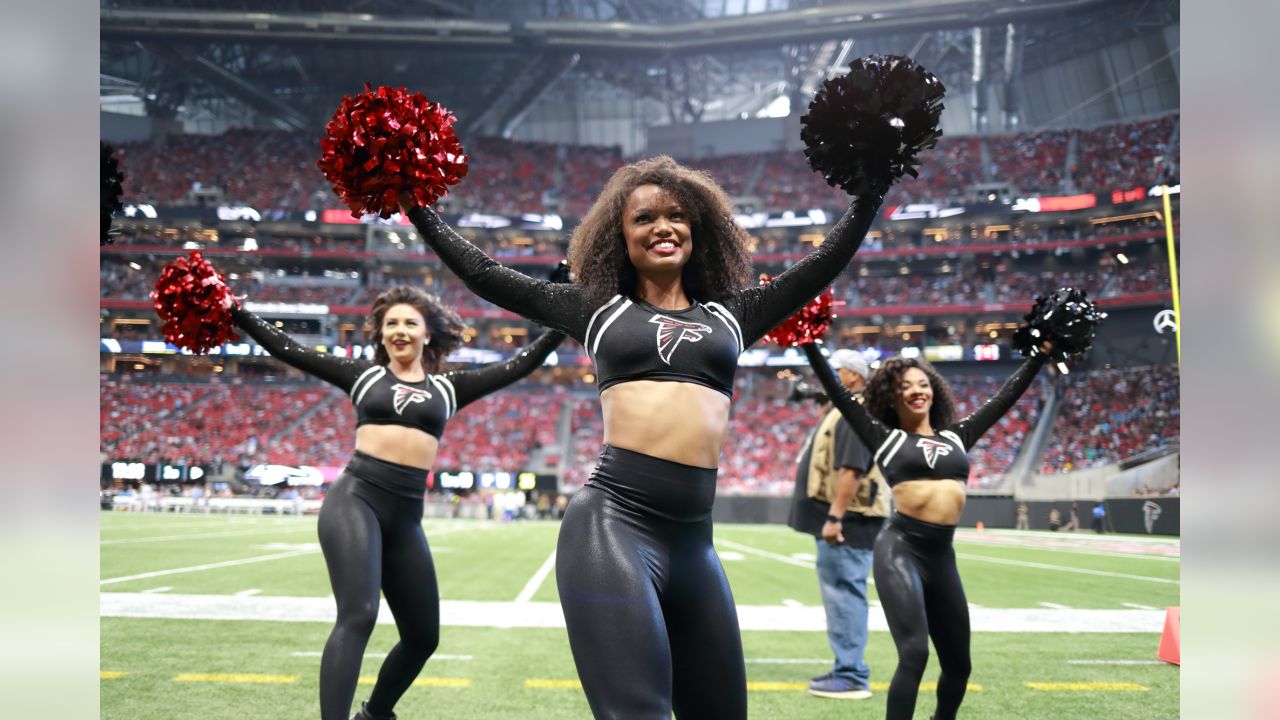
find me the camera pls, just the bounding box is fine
[788,378,829,405]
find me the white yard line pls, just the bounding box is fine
[100,592,1165,633]
[514,550,557,604]
[102,526,316,546]
[234,589,263,597]
[102,526,478,587]
[1121,602,1158,610]
[956,553,1179,585]
[958,529,1179,545]
[289,651,474,660]
[1039,602,1072,609]
[1067,659,1164,665]
[141,586,173,594]
[100,549,321,586]
[714,539,815,569]
[956,539,1180,563]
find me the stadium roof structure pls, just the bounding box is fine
[101,0,1178,137]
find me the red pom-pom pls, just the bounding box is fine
[761,275,837,347]
[318,84,469,219]
[150,251,239,354]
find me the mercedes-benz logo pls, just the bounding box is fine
[1153,309,1178,334]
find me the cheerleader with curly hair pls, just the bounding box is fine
[802,344,1049,720]
[400,155,883,718]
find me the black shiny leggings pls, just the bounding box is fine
[317,451,439,720]
[555,445,747,719]
[873,512,971,720]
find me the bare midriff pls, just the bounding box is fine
[600,380,732,469]
[891,479,968,526]
[355,424,439,470]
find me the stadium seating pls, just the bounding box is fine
[1038,364,1180,473]
[117,117,1176,215]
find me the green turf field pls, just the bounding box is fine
[101,512,1179,719]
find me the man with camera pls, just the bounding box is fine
[787,349,888,700]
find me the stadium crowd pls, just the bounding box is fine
[116,115,1176,216]
[1038,364,1180,473]
[106,360,1167,496]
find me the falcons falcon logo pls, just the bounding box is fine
[392,383,432,415]
[649,314,713,364]
[916,438,953,469]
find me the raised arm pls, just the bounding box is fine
[404,205,589,340]
[443,329,567,411]
[724,195,882,346]
[950,354,1048,449]
[801,342,892,451]
[232,306,369,392]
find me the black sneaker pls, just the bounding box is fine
[351,702,397,720]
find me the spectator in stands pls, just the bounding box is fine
[221,281,564,720]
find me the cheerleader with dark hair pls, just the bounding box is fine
[801,344,1049,720]
[225,284,564,720]
[398,154,883,718]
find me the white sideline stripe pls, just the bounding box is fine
[101,526,477,586]
[715,539,815,569]
[100,549,320,585]
[1039,602,1072,609]
[1067,659,1164,665]
[102,526,315,545]
[141,586,172,594]
[781,599,805,608]
[956,553,1179,585]
[235,589,262,597]
[515,550,557,604]
[100,515,292,529]
[1122,602,1157,610]
[745,658,829,665]
[955,537,1181,563]
[100,593,1165,633]
[290,651,474,660]
[958,529,1180,546]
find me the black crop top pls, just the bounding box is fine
[583,295,742,396]
[802,343,1046,487]
[406,197,880,396]
[232,307,564,439]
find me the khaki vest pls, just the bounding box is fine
[806,407,889,518]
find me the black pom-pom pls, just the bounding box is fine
[1012,287,1107,364]
[800,54,945,198]
[101,142,125,245]
[549,260,572,284]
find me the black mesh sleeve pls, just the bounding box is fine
[802,342,893,452]
[406,205,590,341]
[232,307,369,392]
[444,330,567,411]
[723,195,882,346]
[950,355,1048,449]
